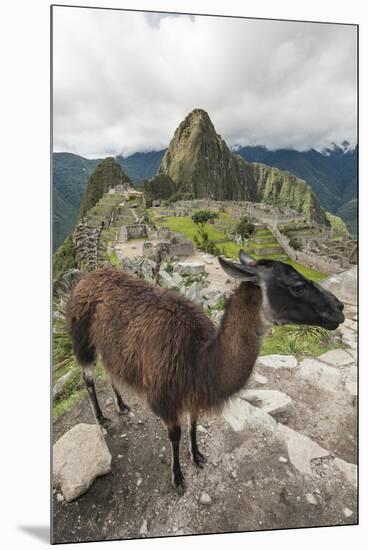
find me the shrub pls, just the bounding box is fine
[289,237,302,250]
[235,216,255,240]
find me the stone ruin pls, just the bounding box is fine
[108,183,142,197]
[142,229,194,261]
[73,220,106,271]
[119,223,148,242]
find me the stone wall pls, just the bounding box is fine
[119,224,147,241]
[268,223,345,275]
[73,220,106,271]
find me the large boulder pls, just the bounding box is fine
[174,261,206,276]
[321,266,357,305]
[53,423,112,502]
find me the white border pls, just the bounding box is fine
[1,1,366,548]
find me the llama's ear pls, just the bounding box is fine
[239,250,257,267]
[218,256,258,282]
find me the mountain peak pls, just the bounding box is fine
[158,109,240,199]
[80,157,131,217]
[157,109,328,224]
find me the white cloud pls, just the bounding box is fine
[53,7,357,157]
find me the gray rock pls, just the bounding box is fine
[211,310,224,326]
[56,493,64,503]
[275,424,329,475]
[175,261,206,276]
[222,398,276,433]
[140,259,156,281]
[334,457,357,487]
[321,266,357,305]
[53,423,112,502]
[197,424,208,434]
[183,282,204,304]
[305,493,318,505]
[279,456,288,464]
[318,349,354,366]
[240,389,292,415]
[171,272,184,286]
[139,519,148,536]
[252,372,268,385]
[53,370,76,399]
[296,358,355,394]
[343,507,353,518]
[256,354,298,369]
[158,270,175,288]
[338,325,357,347]
[200,493,212,505]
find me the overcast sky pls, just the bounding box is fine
[53,7,357,158]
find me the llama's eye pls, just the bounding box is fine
[291,283,307,295]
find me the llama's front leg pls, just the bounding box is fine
[167,424,185,494]
[82,366,110,429]
[111,383,131,415]
[189,416,207,468]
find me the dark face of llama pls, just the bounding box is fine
[219,251,345,330]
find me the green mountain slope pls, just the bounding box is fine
[336,199,358,238]
[237,144,357,230]
[52,153,100,250]
[79,157,132,217]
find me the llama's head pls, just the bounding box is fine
[219,250,345,330]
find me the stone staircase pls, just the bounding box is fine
[249,228,287,260]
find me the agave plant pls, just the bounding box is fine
[287,324,331,345]
[276,334,310,355]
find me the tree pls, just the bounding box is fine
[191,210,219,253]
[235,216,255,241]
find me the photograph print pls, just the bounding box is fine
[52,5,358,544]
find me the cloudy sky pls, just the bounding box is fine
[53,7,357,157]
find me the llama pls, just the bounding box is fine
[66,250,344,492]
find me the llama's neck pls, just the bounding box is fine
[203,282,268,402]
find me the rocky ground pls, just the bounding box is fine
[52,306,358,544]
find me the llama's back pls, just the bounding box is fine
[67,267,216,421]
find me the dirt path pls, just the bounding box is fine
[52,311,357,543]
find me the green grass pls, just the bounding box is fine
[260,325,342,357]
[52,363,107,420]
[251,241,281,249]
[53,389,87,419]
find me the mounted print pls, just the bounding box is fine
[52,5,358,544]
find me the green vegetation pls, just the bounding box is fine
[142,174,177,206]
[53,234,77,281]
[149,209,327,282]
[80,157,132,217]
[326,211,350,238]
[289,237,302,250]
[157,108,328,225]
[192,210,220,254]
[53,153,100,251]
[235,216,255,240]
[260,324,341,357]
[336,199,357,238]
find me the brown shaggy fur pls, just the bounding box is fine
[66,267,265,424]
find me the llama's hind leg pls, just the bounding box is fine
[189,415,207,468]
[167,423,185,494]
[82,365,110,428]
[111,384,131,415]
